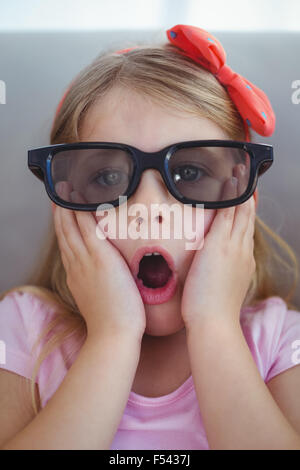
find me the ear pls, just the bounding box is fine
[253,188,258,209]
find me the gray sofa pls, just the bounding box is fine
[0,30,299,308]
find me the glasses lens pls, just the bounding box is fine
[51,148,134,204]
[168,146,251,202]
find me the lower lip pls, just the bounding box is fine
[135,272,178,305]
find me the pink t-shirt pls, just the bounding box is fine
[0,290,300,450]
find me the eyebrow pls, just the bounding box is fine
[198,146,243,163]
[177,146,245,167]
[72,149,127,163]
[176,146,225,159]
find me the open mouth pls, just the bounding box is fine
[137,252,172,288]
[130,247,178,305]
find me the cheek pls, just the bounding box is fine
[178,209,217,278]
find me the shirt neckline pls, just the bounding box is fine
[128,374,194,407]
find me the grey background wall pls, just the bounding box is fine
[0,30,299,307]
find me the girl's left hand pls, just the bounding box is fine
[181,174,256,330]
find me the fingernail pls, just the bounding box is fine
[70,190,82,203]
[55,181,65,195]
[239,165,246,175]
[231,176,238,186]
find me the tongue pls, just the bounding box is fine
[138,255,172,288]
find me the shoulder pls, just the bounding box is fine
[0,288,56,318]
[0,289,58,345]
[0,290,66,356]
[240,296,300,382]
[240,295,299,333]
[0,288,61,388]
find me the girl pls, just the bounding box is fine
[1,24,300,450]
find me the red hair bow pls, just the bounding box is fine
[166,25,276,140]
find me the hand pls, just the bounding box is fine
[181,171,256,330]
[52,181,146,343]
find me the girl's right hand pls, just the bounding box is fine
[52,182,146,344]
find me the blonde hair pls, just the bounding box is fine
[1,42,299,415]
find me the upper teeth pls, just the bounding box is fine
[144,252,160,256]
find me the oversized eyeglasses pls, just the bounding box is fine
[28,140,273,211]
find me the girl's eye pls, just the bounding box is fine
[93,169,126,186]
[172,165,207,183]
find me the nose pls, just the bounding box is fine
[131,168,171,205]
[128,169,172,226]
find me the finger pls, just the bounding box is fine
[212,176,237,237]
[244,195,256,241]
[58,181,89,259]
[243,151,251,175]
[230,162,252,240]
[231,194,255,241]
[70,190,102,256]
[55,181,72,202]
[53,203,74,266]
[232,163,249,200]
[71,191,119,262]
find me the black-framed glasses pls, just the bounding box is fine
[28,140,273,211]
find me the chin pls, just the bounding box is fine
[143,294,185,337]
